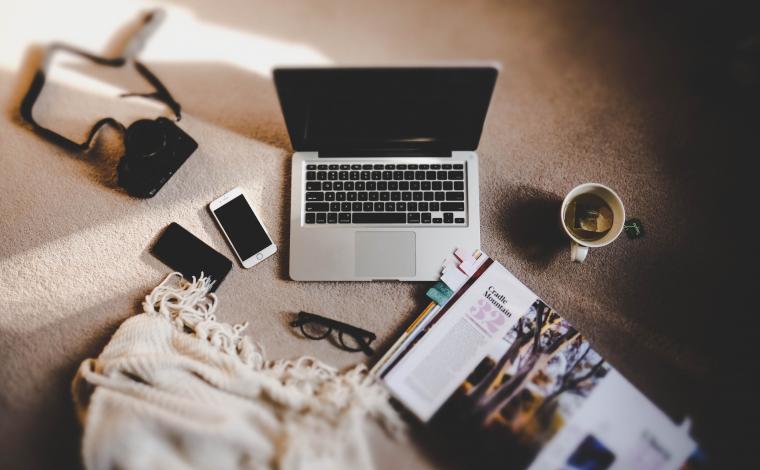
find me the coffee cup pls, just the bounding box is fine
[560,183,625,262]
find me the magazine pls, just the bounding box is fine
[376,250,697,470]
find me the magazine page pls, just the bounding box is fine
[383,259,539,421]
[429,298,696,469]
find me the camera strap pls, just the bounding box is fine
[19,13,182,152]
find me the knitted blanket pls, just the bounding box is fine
[72,273,402,470]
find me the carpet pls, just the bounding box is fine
[1,0,755,468]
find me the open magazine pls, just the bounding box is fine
[374,250,699,470]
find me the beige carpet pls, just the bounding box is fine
[1,0,755,468]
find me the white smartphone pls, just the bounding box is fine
[209,187,277,268]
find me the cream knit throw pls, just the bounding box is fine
[72,273,402,470]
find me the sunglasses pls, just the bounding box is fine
[290,311,377,356]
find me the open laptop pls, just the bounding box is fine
[274,66,498,281]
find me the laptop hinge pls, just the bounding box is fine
[319,147,452,158]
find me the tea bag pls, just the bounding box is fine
[568,194,613,238]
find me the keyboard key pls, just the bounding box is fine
[371,171,382,180]
[396,202,406,211]
[340,164,350,170]
[329,164,339,170]
[373,164,384,170]
[421,181,431,191]
[404,171,414,180]
[338,171,349,180]
[305,213,315,224]
[431,164,441,169]
[323,181,332,190]
[430,202,440,212]
[393,171,403,180]
[352,202,362,211]
[336,192,346,201]
[432,181,442,191]
[386,164,395,169]
[388,181,398,191]
[454,181,464,191]
[411,181,420,191]
[317,171,327,180]
[345,181,355,190]
[402,192,412,201]
[442,164,452,169]
[354,213,406,223]
[306,182,321,191]
[374,202,384,211]
[408,164,419,170]
[397,164,407,170]
[415,171,425,180]
[351,164,361,170]
[366,182,377,191]
[362,164,372,170]
[328,171,337,180]
[324,192,335,201]
[380,192,390,201]
[306,171,316,180]
[412,192,423,201]
[422,213,431,223]
[382,171,392,180]
[334,182,343,190]
[437,171,447,179]
[426,171,436,180]
[369,192,379,201]
[305,192,323,201]
[455,218,465,224]
[350,171,360,179]
[446,192,465,201]
[407,212,420,223]
[399,182,410,191]
[339,213,351,223]
[385,202,395,211]
[318,164,328,170]
[391,192,401,201]
[316,213,326,224]
[448,171,464,180]
[419,202,429,211]
[441,202,465,211]
[356,182,366,190]
[341,202,351,211]
[330,202,340,211]
[443,213,454,223]
[434,192,445,201]
[361,171,371,180]
[423,192,434,201]
[453,164,464,169]
[306,164,317,170]
[327,213,337,224]
[433,217,442,224]
[358,192,368,201]
[347,192,357,201]
[305,202,328,212]
[377,182,387,191]
[407,202,418,212]
[363,202,373,211]
[443,181,453,191]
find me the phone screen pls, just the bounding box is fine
[213,195,273,260]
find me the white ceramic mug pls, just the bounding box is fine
[561,183,625,263]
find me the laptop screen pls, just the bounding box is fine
[273,66,498,153]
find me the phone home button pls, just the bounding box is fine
[256,253,263,260]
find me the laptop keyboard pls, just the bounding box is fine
[303,162,467,225]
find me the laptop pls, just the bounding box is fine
[274,66,499,281]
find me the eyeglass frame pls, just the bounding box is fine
[290,311,377,356]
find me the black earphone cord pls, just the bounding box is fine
[19,42,182,152]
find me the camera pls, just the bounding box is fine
[117,118,198,198]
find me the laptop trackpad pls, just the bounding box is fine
[355,231,416,279]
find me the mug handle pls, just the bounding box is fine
[570,242,588,263]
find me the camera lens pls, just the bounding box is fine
[125,119,167,159]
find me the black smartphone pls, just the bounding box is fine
[151,223,233,292]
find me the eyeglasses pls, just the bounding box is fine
[290,311,377,356]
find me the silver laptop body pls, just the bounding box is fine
[275,66,498,281]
